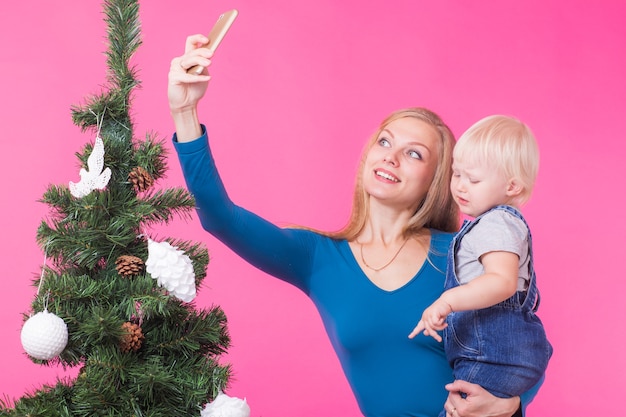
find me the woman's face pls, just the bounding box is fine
[363,117,440,212]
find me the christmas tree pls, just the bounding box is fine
[0,1,244,416]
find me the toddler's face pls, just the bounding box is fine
[450,160,513,218]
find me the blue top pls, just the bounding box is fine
[173,129,539,416]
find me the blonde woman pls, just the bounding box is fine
[168,35,538,417]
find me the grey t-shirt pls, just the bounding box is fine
[455,210,530,291]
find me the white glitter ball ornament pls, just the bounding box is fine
[201,391,250,417]
[20,309,68,360]
[145,239,196,302]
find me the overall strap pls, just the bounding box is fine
[445,218,473,291]
[492,206,541,312]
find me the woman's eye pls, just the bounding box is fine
[408,150,422,160]
[378,138,390,147]
[469,178,480,184]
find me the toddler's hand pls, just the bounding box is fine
[408,298,453,342]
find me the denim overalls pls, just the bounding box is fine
[441,205,553,403]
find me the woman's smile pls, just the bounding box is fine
[374,169,400,183]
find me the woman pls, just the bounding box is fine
[168,34,533,417]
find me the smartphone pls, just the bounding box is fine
[187,9,239,75]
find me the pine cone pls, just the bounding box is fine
[119,322,144,353]
[128,166,154,192]
[115,255,144,277]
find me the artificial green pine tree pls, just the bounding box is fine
[0,1,232,415]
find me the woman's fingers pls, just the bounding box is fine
[176,34,214,74]
[169,57,210,83]
[184,34,209,53]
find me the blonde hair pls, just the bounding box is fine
[320,107,459,240]
[454,115,539,205]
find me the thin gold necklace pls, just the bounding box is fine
[360,237,410,272]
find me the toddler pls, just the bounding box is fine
[409,115,553,413]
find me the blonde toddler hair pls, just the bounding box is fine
[454,115,539,205]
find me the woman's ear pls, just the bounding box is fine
[506,178,524,198]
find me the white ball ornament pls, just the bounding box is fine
[20,309,68,360]
[201,391,250,417]
[145,239,197,302]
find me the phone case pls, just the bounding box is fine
[187,9,239,75]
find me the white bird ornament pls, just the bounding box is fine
[69,136,112,198]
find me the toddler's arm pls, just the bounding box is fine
[409,250,519,341]
[444,250,519,311]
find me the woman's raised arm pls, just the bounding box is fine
[168,34,213,142]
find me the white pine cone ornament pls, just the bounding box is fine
[145,239,196,302]
[201,391,250,417]
[20,309,68,360]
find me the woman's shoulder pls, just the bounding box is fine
[429,228,454,247]
[283,227,342,248]
[427,229,454,264]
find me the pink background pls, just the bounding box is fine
[1,1,624,415]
